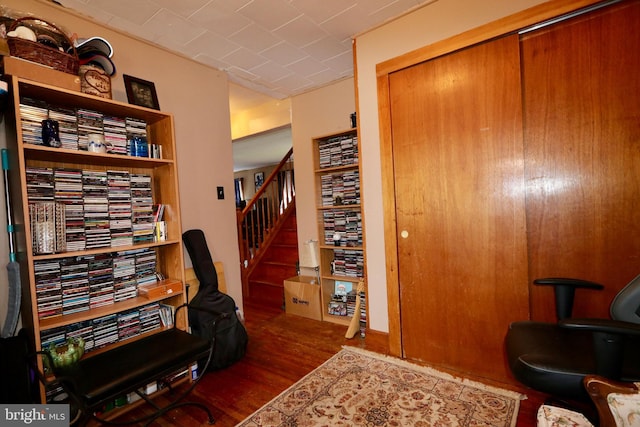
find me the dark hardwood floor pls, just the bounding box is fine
[110,299,548,426]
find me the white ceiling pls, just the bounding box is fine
[55,0,436,171]
[233,125,292,172]
[57,0,435,101]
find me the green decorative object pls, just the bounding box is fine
[48,337,85,369]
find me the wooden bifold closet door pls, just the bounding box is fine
[389,34,529,381]
[387,0,640,382]
[522,0,640,322]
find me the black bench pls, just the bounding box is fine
[36,304,227,426]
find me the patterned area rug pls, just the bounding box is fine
[237,347,524,426]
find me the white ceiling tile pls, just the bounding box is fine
[227,66,261,81]
[273,74,314,93]
[188,2,252,36]
[222,48,269,71]
[323,50,354,74]
[260,42,307,66]
[150,0,210,18]
[194,54,233,71]
[273,15,328,48]
[356,0,405,15]
[302,37,351,62]
[143,9,205,45]
[210,0,254,14]
[250,61,292,82]
[286,56,329,78]
[228,24,281,53]
[320,5,378,40]
[237,0,302,31]
[367,0,435,25]
[306,67,342,85]
[107,16,160,41]
[185,31,240,58]
[59,0,115,24]
[229,76,289,100]
[289,0,358,25]
[60,0,440,170]
[86,0,160,25]
[62,0,436,101]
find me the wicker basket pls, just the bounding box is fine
[7,17,78,75]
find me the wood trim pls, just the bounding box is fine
[585,375,640,427]
[376,73,402,357]
[352,39,371,334]
[376,0,604,77]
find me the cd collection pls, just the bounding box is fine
[318,135,358,169]
[26,166,159,254]
[19,97,160,158]
[40,301,163,355]
[34,248,158,320]
[320,170,360,207]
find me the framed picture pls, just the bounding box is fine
[254,172,264,191]
[123,74,160,110]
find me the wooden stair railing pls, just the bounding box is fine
[237,148,295,295]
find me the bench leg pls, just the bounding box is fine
[83,371,216,426]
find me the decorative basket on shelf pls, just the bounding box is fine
[7,17,78,75]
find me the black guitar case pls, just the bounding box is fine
[182,229,248,371]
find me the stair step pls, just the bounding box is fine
[270,243,297,249]
[249,265,297,286]
[272,230,297,245]
[248,281,285,308]
[261,260,296,267]
[263,247,298,264]
[245,205,298,308]
[249,278,283,287]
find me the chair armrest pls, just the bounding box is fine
[534,278,604,289]
[534,277,604,320]
[559,318,640,336]
[560,318,640,379]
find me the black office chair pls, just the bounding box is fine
[506,275,640,402]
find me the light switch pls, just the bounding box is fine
[217,186,224,199]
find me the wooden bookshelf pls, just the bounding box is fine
[312,129,366,328]
[3,76,186,405]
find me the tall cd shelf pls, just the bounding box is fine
[3,76,186,405]
[312,128,366,328]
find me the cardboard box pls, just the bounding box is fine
[2,56,81,91]
[284,276,322,321]
[138,280,183,299]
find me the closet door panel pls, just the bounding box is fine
[389,34,528,380]
[522,0,640,321]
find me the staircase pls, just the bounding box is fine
[245,207,298,307]
[237,148,297,309]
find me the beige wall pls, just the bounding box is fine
[354,0,549,332]
[231,99,291,140]
[0,0,243,328]
[291,78,356,281]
